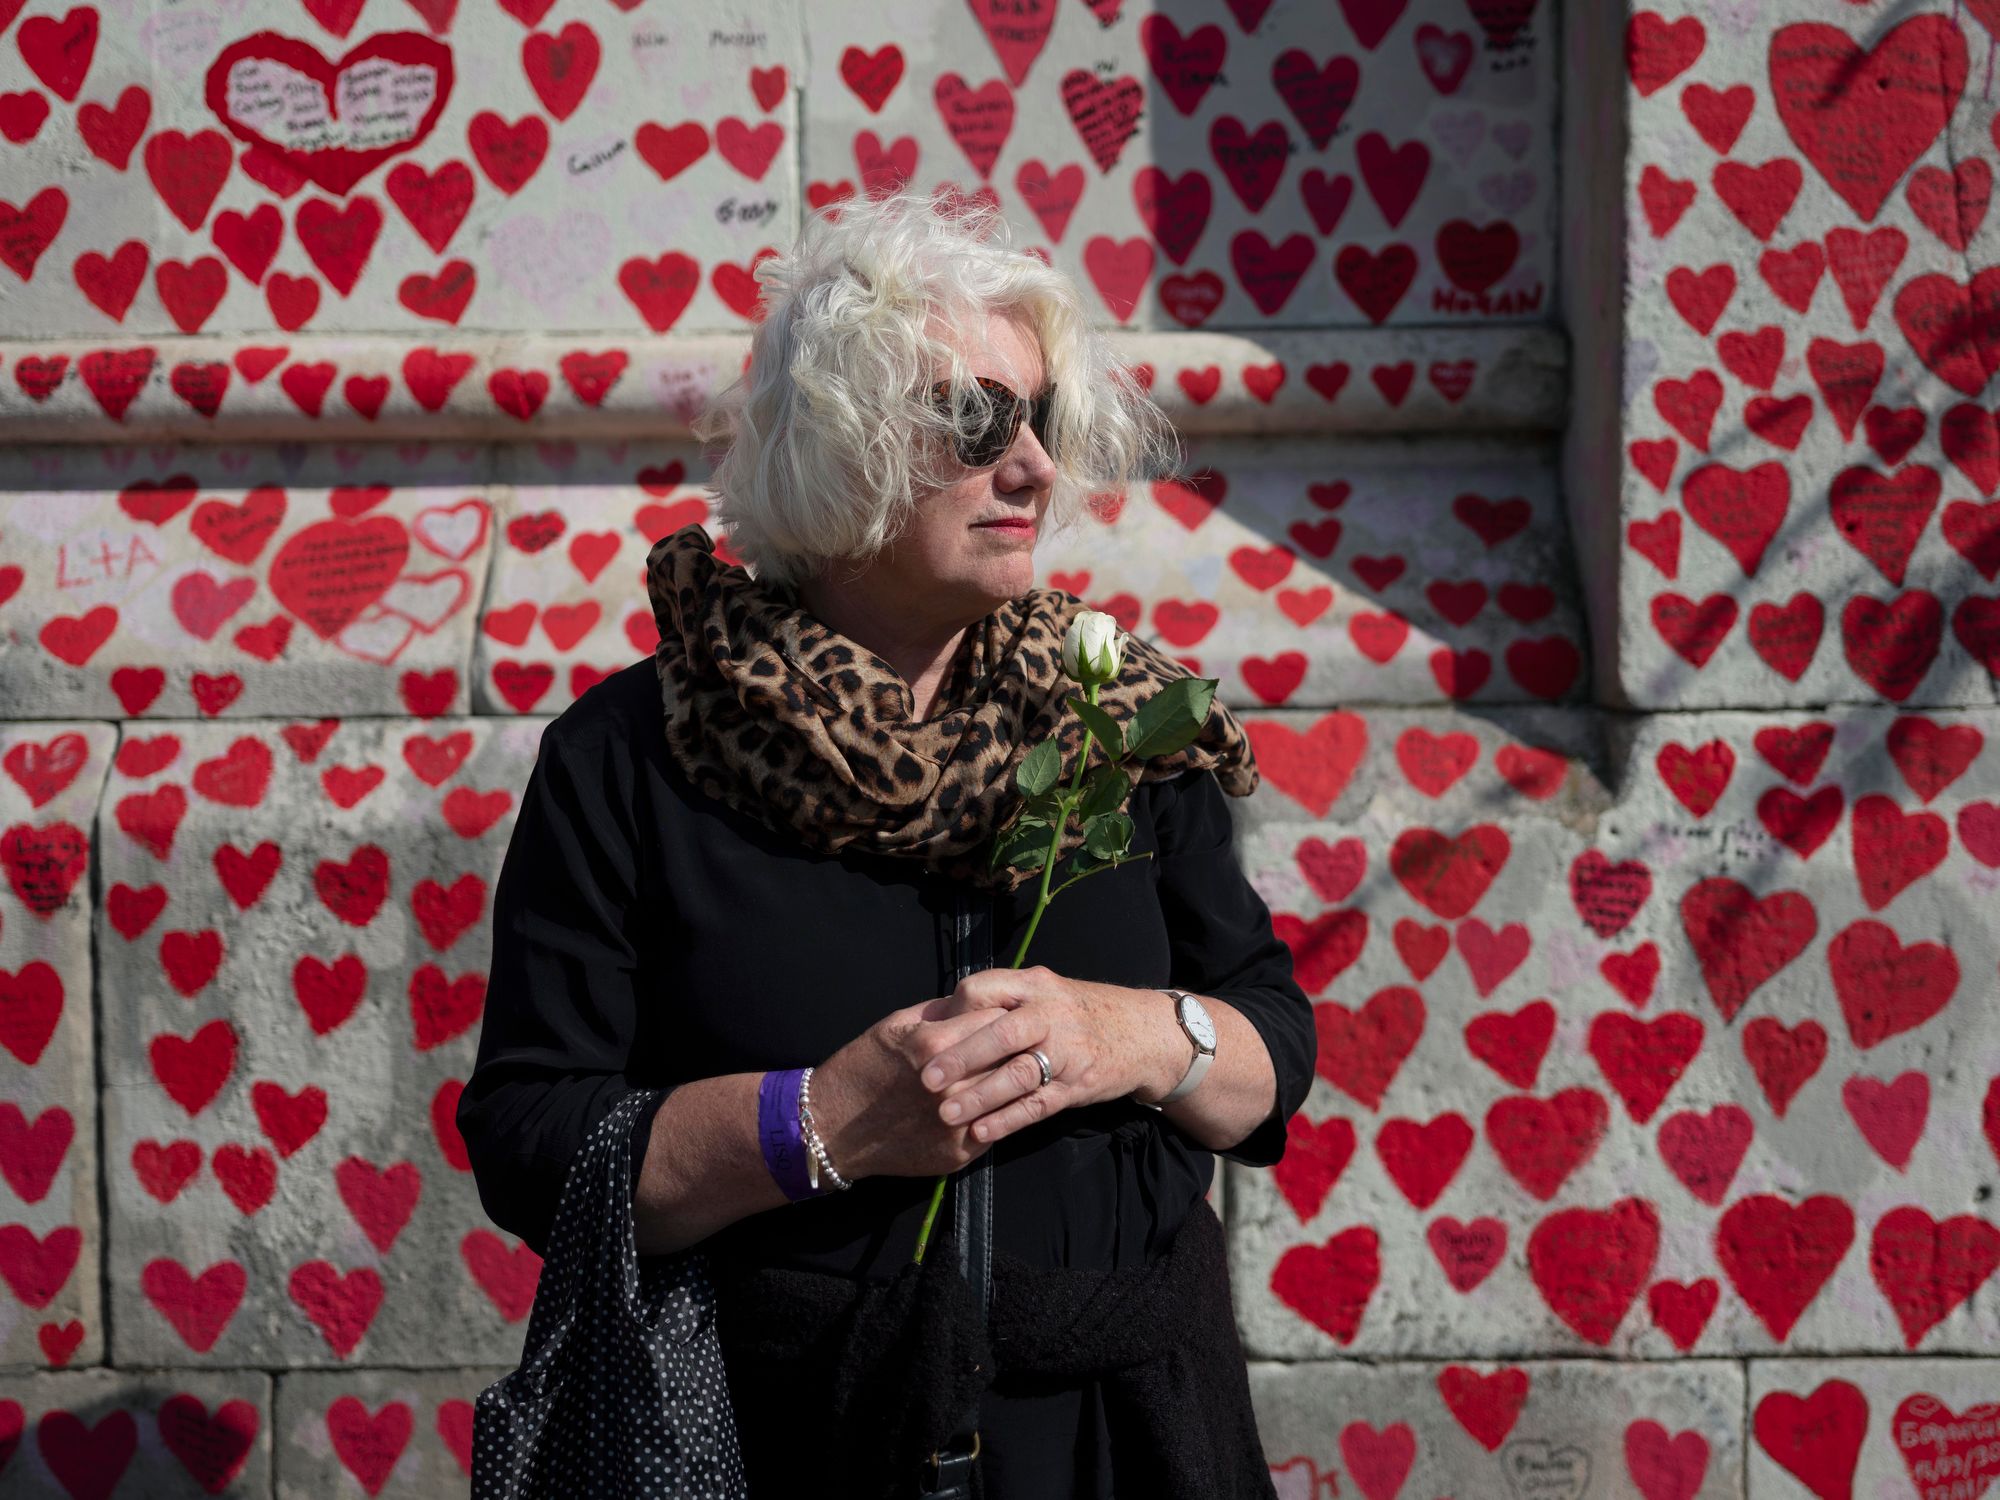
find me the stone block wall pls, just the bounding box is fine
[0,1,1994,1497]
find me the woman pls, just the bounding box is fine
[459,188,1316,1499]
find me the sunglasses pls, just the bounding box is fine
[930,375,1058,467]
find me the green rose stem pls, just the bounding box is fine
[900,611,1212,1269]
[912,682,1104,1265]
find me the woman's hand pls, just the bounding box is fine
[917,965,1174,1146]
[807,998,1023,1182]
[809,966,1175,1180]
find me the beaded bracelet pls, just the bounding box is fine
[798,1066,853,1192]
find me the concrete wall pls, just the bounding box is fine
[0,1,1994,1496]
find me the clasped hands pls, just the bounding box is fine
[913,964,1181,1146]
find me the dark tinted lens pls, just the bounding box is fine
[954,378,1020,466]
[1028,389,1056,461]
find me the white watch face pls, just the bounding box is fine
[1180,994,1217,1050]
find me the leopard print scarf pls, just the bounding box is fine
[645,522,1259,893]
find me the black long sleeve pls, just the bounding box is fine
[1150,768,1317,1168]
[457,713,668,1260]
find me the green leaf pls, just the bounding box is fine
[1083,810,1133,859]
[1066,696,1124,759]
[1015,737,1062,797]
[1127,677,1218,759]
[991,819,1053,870]
[1077,764,1129,820]
[1023,785,1067,821]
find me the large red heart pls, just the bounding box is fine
[326,1394,412,1493]
[1715,1193,1853,1341]
[268,517,410,640]
[1893,268,2000,398]
[1587,1011,1703,1124]
[3,732,88,807]
[334,1158,421,1255]
[1439,1368,1529,1454]
[1313,987,1423,1110]
[1271,1116,1354,1223]
[1848,794,1948,911]
[1827,919,1958,1048]
[461,1228,541,1320]
[1656,1104,1751,1207]
[1388,824,1509,918]
[1243,711,1366,817]
[1678,878,1816,1022]
[1374,1113,1472,1209]
[1488,1088,1607,1200]
[1526,1197,1657,1345]
[289,1261,384,1358]
[1870,1207,2000,1348]
[203,31,454,195]
[1463,1001,1553,1089]
[1271,1227,1378,1345]
[1768,17,1966,223]
[156,1395,257,1494]
[139,1258,246,1352]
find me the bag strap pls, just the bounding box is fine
[922,884,993,1498]
[516,1085,664,1361]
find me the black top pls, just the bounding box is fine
[459,658,1316,1497]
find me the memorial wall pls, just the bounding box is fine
[0,1,1995,1495]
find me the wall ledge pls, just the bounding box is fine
[0,326,1566,444]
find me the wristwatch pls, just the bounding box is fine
[1134,988,1217,1110]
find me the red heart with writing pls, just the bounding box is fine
[1426,1217,1506,1294]
[1754,1380,1867,1499]
[1768,17,1966,223]
[1890,1394,2000,1495]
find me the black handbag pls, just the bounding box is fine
[471,1085,750,1499]
[918,882,996,1500]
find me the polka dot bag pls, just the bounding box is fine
[473,1087,750,1498]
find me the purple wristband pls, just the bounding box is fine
[758,1067,818,1201]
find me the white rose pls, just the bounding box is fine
[1061,610,1125,686]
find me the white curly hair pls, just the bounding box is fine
[692,187,1187,594]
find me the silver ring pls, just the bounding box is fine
[1028,1048,1052,1088]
